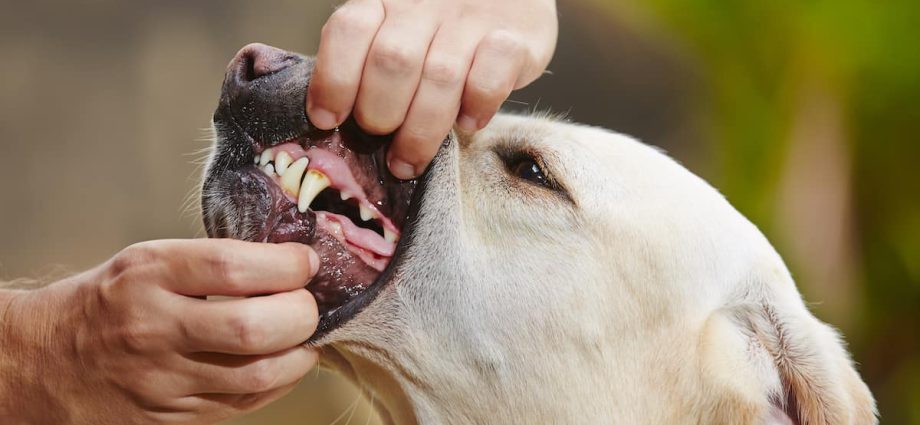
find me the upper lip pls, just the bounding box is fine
[205,44,428,340]
[208,111,427,340]
[310,162,432,341]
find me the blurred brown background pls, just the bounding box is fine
[1,0,917,423]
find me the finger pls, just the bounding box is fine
[388,25,477,179]
[307,0,385,129]
[353,6,439,135]
[151,239,319,297]
[458,30,529,133]
[181,374,299,423]
[179,288,318,355]
[184,346,318,395]
[203,382,299,419]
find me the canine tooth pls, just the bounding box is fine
[298,170,330,213]
[274,151,293,174]
[384,228,397,243]
[281,157,309,196]
[359,204,375,221]
[262,164,275,175]
[259,148,273,166]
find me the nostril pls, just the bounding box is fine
[240,50,259,82]
[230,42,293,84]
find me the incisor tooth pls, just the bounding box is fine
[298,170,330,213]
[384,228,397,243]
[359,204,375,221]
[340,192,351,201]
[259,148,273,166]
[281,157,309,196]
[274,151,293,174]
[262,163,275,175]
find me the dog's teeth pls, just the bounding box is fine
[259,148,274,166]
[262,163,275,175]
[274,151,293,174]
[359,204,375,221]
[281,157,309,196]
[253,155,259,165]
[384,228,397,243]
[340,192,351,201]
[298,170,330,213]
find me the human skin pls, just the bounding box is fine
[0,240,320,424]
[307,0,558,179]
[0,1,560,422]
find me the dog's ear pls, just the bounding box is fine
[722,283,878,425]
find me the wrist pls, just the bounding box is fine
[0,288,29,416]
[0,279,85,423]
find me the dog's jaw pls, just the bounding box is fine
[315,115,875,425]
[315,119,697,424]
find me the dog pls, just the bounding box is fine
[202,43,877,425]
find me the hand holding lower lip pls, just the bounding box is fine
[0,239,322,424]
[306,0,559,180]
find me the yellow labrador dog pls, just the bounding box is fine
[202,44,876,425]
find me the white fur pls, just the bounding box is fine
[315,114,876,425]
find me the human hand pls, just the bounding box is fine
[307,0,558,179]
[0,239,320,424]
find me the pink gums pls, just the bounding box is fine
[266,143,398,271]
[271,143,400,236]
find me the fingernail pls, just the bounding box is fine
[388,158,418,180]
[309,107,338,130]
[457,114,478,133]
[307,249,320,276]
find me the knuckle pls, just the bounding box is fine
[314,69,352,93]
[466,76,506,104]
[325,5,380,37]
[229,309,267,352]
[244,360,279,392]
[370,41,421,75]
[110,242,158,278]
[207,250,244,292]
[354,109,400,135]
[481,30,526,56]
[422,57,465,86]
[127,370,161,402]
[119,322,156,354]
[398,127,441,153]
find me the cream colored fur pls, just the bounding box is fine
[315,114,876,425]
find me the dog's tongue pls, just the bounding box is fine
[317,212,394,257]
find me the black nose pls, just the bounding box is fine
[215,43,312,154]
[227,43,294,86]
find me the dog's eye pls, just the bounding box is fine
[511,159,549,187]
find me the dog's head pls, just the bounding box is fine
[202,44,875,424]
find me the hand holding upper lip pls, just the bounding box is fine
[306,0,559,180]
[0,239,321,424]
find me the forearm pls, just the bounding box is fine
[0,288,28,418]
[0,284,75,423]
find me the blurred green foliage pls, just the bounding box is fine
[594,1,920,422]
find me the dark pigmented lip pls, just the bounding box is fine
[308,159,432,341]
[210,112,424,337]
[203,45,427,339]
